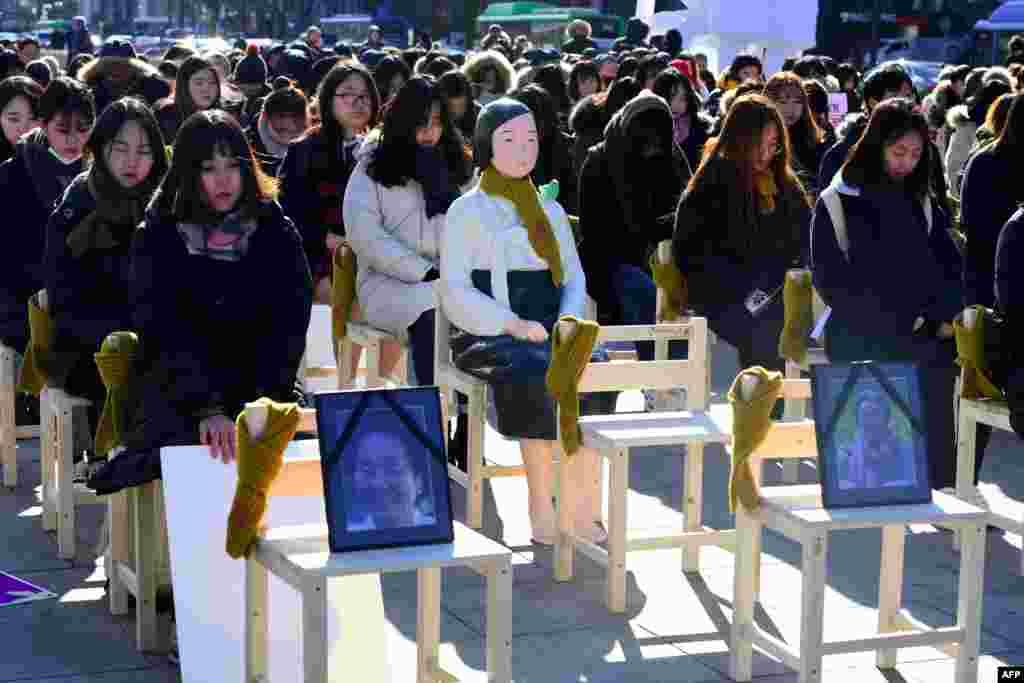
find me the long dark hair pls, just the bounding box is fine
[174,57,221,120]
[308,63,380,173]
[510,83,568,185]
[366,75,471,189]
[652,68,700,127]
[0,75,43,159]
[86,96,168,197]
[841,98,932,199]
[568,60,599,102]
[532,64,569,115]
[150,109,276,222]
[373,55,410,103]
[690,94,807,203]
[992,93,1024,158]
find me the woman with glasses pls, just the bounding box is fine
[155,56,221,143]
[343,75,473,390]
[674,95,810,377]
[0,78,94,407]
[279,64,379,304]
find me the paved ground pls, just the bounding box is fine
[2,342,1023,682]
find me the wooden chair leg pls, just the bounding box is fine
[682,442,704,573]
[108,491,130,615]
[337,338,355,388]
[466,384,486,530]
[877,525,905,669]
[1,348,16,489]
[606,448,630,613]
[40,390,56,531]
[953,403,977,553]
[133,482,160,652]
[780,362,804,484]
[56,398,76,560]
[364,340,382,388]
[730,502,759,682]
[554,451,574,582]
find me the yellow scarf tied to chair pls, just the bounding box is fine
[479,165,563,286]
[954,306,1003,401]
[331,242,357,345]
[649,252,687,322]
[226,398,301,559]
[778,270,813,367]
[546,315,599,458]
[93,331,138,458]
[727,367,784,513]
[17,293,52,396]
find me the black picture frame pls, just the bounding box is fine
[315,387,455,553]
[811,362,932,509]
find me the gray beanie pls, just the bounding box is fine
[473,98,532,170]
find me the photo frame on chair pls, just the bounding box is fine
[315,387,454,552]
[811,362,931,509]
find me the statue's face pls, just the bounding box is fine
[491,112,538,179]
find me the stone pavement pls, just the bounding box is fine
[2,343,1023,682]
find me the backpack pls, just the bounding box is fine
[819,185,933,259]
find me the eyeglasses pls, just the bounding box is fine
[335,92,371,106]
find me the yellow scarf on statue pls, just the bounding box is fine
[727,367,784,512]
[546,316,599,458]
[93,331,138,457]
[754,169,778,215]
[226,398,302,559]
[331,242,357,345]
[479,166,563,286]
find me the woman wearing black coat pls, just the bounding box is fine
[87,110,311,494]
[155,56,221,143]
[246,80,308,179]
[674,95,810,374]
[0,77,93,359]
[652,67,712,172]
[995,207,1024,436]
[44,98,168,421]
[510,83,578,215]
[811,99,977,489]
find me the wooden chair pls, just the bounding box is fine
[338,321,409,388]
[0,344,40,489]
[301,304,344,393]
[553,316,731,613]
[434,303,503,530]
[954,308,1024,574]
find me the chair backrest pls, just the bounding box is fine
[734,374,817,466]
[434,297,455,376]
[575,316,711,411]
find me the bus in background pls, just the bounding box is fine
[475,2,624,50]
[973,1,1024,66]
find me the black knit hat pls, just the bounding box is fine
[234,44,268,85]
[99,38,137,60]
[474,98,532,170]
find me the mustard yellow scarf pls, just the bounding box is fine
[226,398,302,559]
[778,270,813,367]
[479,166,563,286]
[754,169,778,215]
[93,331,138,457]
[954,306,1004,401]
[331,242,357,345]
[649,252,687,322]
[727,367,784,512]
[17,293,51,396]
[546,315,599,458]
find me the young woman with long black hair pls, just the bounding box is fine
[652,67,712,172]
[0,75,43,164]
[246,79,308,179]
[765,71,828,197]
[155,56,221,142]
[343,75,473,388]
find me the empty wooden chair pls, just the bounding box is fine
[0,343,39,489]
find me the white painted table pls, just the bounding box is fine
[246,521,514,683]
[730,485,987,683]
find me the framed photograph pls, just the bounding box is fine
[315,387,454,553]
[811,362,932,509]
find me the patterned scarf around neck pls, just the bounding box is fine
[177,210,259,262]
[478,165,563,286]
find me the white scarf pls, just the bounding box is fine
[257,114,289,159]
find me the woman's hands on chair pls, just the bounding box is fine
[506,318,548,343]
[200,414,236,464]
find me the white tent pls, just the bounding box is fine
[636,0,819,76]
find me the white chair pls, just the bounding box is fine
[553,316,731,613]
[339,321,409,388]
[954,307,1024,574]
[0,344,39,489]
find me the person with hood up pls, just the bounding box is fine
[462,49,516,106]
[945,77,1011,199]
[156,56,221,142]
[77,38,171,116]
[44,98,168,443]
[65,16,93,70]
[579,90,691,403]
[0,78,93,424]
[811,99,974,489]
[343,75,473,389]
[817,64,913,191]
[0,76,43,165]
[614,17,650,52]
[86,110,311,494]
[246,79,308,179]
[765,71,829,198]
[562,19,597,55]
[674,95,810,380]
[652,67,712,172]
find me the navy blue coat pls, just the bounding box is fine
[995,209,1024,435]
[960,147,1021,308]
[44,175,136,402]
[125,201,313,452]
[0,145,84,350]
[811,180,962,364]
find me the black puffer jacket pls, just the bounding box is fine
[568,94,608,181]
[77,56,170,116]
